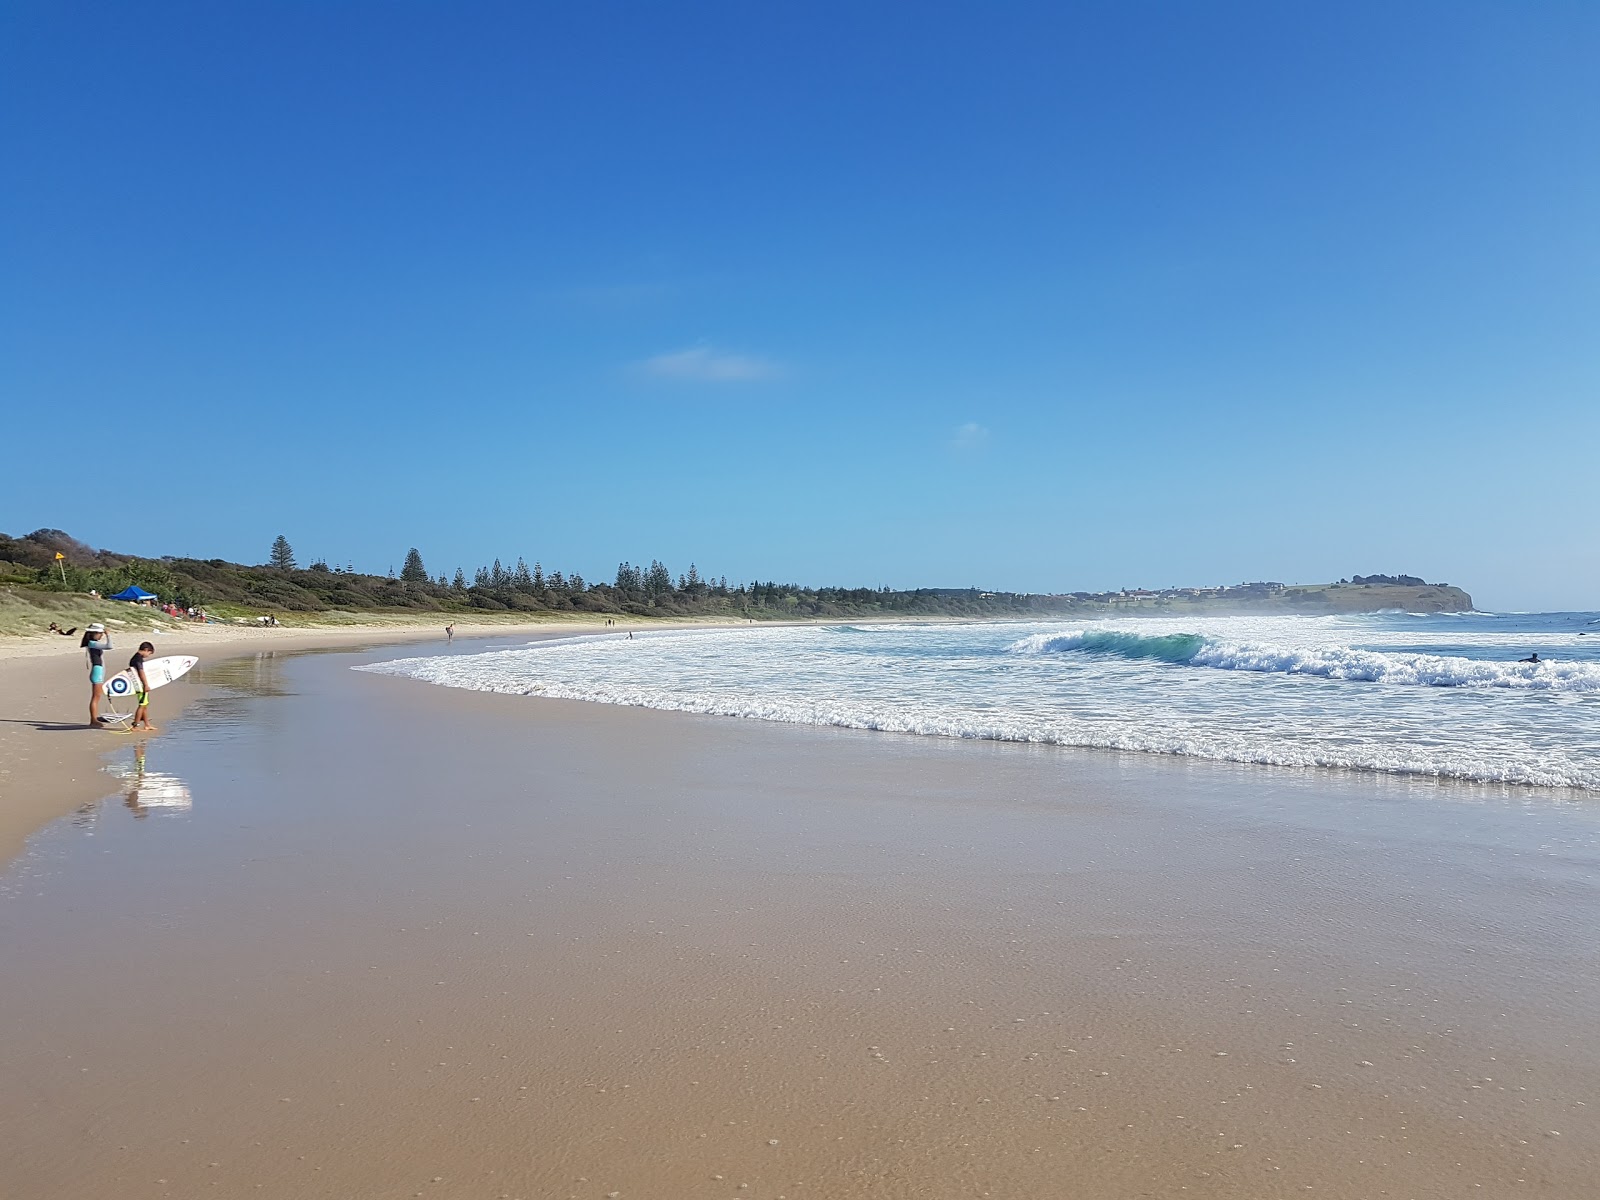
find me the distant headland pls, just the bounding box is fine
[0,528,1472,631]
[1051,575,1473,616]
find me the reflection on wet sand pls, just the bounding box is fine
[70,746,195,827]
[113,746,193,817]
[195,650,295,698]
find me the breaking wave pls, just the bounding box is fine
[1009,631,1600,692]
[361,654,1599,789]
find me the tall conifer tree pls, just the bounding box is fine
[270,534,296,570]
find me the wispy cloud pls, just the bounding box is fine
[641,345,780,383]
[950,421,990,450]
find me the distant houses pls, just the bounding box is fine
[1073,581,1288,607]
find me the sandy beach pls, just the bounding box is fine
[4,629,1600,1198]
[0,619,626,866]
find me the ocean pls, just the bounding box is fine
[360,611,1600,792]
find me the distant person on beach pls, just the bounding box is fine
[1519,653,1541,664]
[129,642,158,731]
[81,623,110,726]
[49,622,77,636]
[445,623,455,643]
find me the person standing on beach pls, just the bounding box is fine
[81,623,110,726]
[129,642,158,731]
[445,623,455,643]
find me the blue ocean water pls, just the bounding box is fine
[362,612,1600,791]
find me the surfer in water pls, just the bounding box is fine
[445,623,455,644]
[129,642,157,731]
[81,623,110,726]
[1519,653,1541,664]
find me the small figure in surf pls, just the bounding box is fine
[129,641,158,731]
[1519,653,1541,664]
[81,623,110,726]
[445,623,455,643]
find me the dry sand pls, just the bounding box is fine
[3,630,1599,1198]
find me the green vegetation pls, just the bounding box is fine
[269,534,296,571]
[0,528,1474,635]
[0,587,191,640]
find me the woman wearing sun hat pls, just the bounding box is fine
[80,623,111,726]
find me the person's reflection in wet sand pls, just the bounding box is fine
[112,745,193,818]
[124,745,150,818]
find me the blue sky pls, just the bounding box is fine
[3,2,1596,611]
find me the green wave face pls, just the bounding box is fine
[1070,630,1207,662]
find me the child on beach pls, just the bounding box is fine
[81,623,110,726]
[129,642,158,731]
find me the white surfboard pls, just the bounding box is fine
[103,655,199,701]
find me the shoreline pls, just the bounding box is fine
[0,612,977,866]
[8,609,1589,868]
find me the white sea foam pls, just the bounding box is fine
[358,616,1600,793]
[1009,630,1600,691]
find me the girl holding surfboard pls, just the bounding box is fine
[81,623,110,726]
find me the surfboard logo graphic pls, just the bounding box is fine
[108,676,132,695]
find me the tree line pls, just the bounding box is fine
[266,533,1058,619]
[1,528,1075,620]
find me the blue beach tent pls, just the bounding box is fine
[108,585,158,602]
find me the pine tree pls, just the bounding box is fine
[533,562,545,593]
[474,566,490,588]
[453,568,467,591]
[270,534,296,570]
[491,558,507,587]
[646,560,673,597]
[401,547,428,582]
[514,557,533,590]
[614,562,643,594]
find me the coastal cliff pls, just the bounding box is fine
[1275,582,1474,614]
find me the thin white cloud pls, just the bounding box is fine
[951,421,990,450]
[641,345,779,382]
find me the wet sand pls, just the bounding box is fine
[3,637,1599,1198]
[0,620,635,864]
